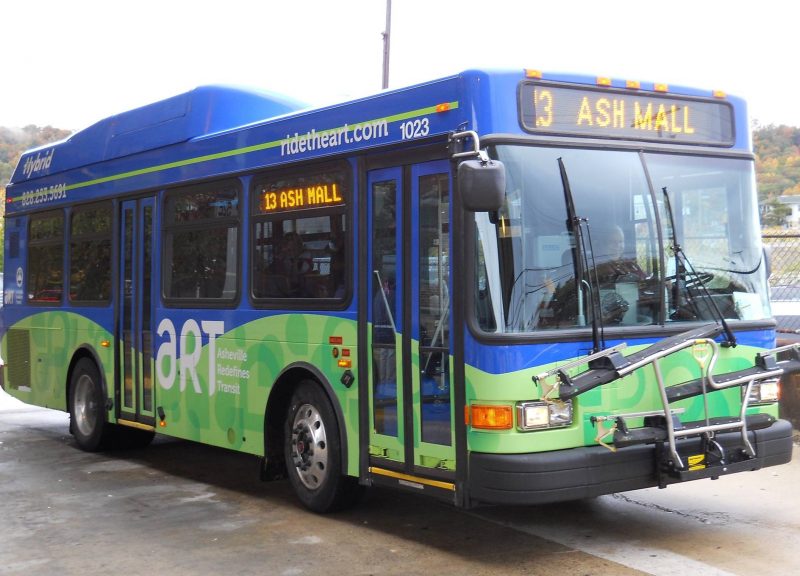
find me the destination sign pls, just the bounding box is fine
[257,181,344,214]
[518,82,735,146]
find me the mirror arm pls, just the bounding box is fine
[450,130,489,161]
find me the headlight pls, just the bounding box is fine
[744,378,780,404]
[516,400,573,431]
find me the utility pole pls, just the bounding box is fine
[382,0,391,89]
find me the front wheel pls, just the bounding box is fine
[284,380,362,513]
[69,358,112,451]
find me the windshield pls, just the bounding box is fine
[473,146,769,334]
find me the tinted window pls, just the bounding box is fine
[29,211,64,303]
[70,203,112,303]
[164,182,240,301]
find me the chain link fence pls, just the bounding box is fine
[764,232,800,333]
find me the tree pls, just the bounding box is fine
[761,197,792,227]
[753,125,800,214]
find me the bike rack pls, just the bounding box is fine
[533,324,800,481]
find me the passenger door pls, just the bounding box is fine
[117,198,156,428]
[366,160,455,481]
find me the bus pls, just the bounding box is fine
[2,69,798,512]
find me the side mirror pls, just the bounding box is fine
[458,159,505,212]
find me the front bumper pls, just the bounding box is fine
[468,418,794,506]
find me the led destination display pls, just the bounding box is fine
[257,182,344,214]
[519,82,734,146]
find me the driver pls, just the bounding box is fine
[551,225,649,326]
[592,225,647,285]
[591,225,648,324]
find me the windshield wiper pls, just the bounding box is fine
[662,186,736,347]
[559,158,604,353]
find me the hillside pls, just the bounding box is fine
[753,124,800,227]
[0,125,71,188]
[754,124,800,196]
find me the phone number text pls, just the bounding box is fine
[19,183,68,207]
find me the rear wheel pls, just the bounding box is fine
[284,380,362,512]
[69,358,112,451]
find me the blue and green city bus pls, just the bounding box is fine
[2,69,797,512]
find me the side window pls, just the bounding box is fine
[251,163,349,303]
[29,211,64,304]
[163,181,240,302]
[70,202,112,303]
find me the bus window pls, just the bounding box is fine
[29,211,64,304]
[646,154,770,322]
[475,145,770,333]
[251,163,349,303]
[252,216,346,299]
[163,182,240,302]
[371,177,398,436]
[418,172,451,446]
[70,202,112,303]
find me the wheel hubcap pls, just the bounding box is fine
[73,374,97,437]
[290,403,328,490]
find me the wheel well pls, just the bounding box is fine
[264,366,347,479]
[66,348,104,415]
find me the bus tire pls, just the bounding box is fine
[284,380,362,513]
[69,358,112,452]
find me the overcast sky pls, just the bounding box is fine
[1,0,797,131]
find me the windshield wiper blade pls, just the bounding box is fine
[559,158,604,352]
[662,186,736,347]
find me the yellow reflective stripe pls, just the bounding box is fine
[117,419,155,432]
[369,466,455,491]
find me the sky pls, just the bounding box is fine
[1,0,798,131]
